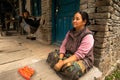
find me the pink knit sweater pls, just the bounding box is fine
[59,32,94,60]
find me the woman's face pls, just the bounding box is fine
[72,12,86,30]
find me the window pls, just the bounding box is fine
[31,0,41,16]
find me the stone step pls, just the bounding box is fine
[79,66,102,80]
[0,55,41,73]
[0,49,33,65]
[0,59,102,80]
[0,59,61,80]
[1,31,19,36]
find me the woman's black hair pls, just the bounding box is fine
[78,11,90,26]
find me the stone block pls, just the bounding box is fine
[89,19,95,24]
[95,19,109,25]
[94,47,110,58]
[99,63,110,74]
[94,47,105,54]
[95,41,109,48]
[79,66,102,80]
[113,0,120,3]
[111,14,120,20]
[118,2,120,6]
[94,31,111,37]
[113,4,120,12]
[94,37,105,43]
[88,3,96,8]
[97,6,113,12]
[80,0,88,5]
[83,8,95,13]
[88,0,95,3]
[114,10,120,17]
[95,0,110,7]
[80,4,88,10]
[89,13,111,19]
[98,55,113,75]
[89,25,109,31]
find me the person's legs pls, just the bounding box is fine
[28,27,37,40]
[59,60,86,80]
[47,51,88,80]
[46,50,59,68]
[20,22,30,35]
[23,24,33,39]
[24,24,31,35]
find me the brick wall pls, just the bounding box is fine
[80,0,120,78]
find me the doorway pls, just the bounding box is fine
[53,0,80,44]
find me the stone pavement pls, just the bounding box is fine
[0,35,58,73]
[0,35,102,80]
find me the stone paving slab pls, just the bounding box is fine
[0,59,102,80]
[79,66,102,80]
[0,42,18,49]
[0,39,20,49]
[0,46,27,53]
[0,59,61,80]
[0,49,33,65]
[0,36,34,65]
[0,56,42,73]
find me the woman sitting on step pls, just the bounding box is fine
[46,11,94,80]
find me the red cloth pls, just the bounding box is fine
[18,66,34,80]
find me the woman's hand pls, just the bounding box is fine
[54,54,78,71]
[54,60,64,71]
